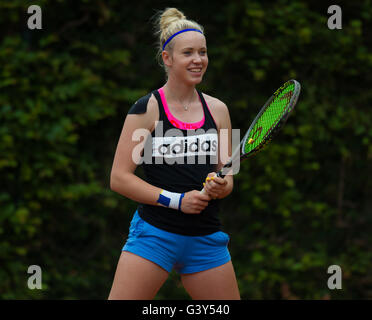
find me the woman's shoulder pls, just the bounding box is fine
[126,91,159,132]
[128,91,159,115]
[201,92,228,111]
[200,92,230,129]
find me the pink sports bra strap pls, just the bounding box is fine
[158,87,205,130]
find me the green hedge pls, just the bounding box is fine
[1,0,371,299]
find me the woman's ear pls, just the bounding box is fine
[162,50,173,68]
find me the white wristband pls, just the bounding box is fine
[157,189,185,210]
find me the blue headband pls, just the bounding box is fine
[162,28,203,51]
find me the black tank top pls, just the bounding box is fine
[128,87,221,236]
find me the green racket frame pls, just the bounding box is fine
[218,79,301,179]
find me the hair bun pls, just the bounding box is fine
[153,8,204,72]
[159,8,186,32]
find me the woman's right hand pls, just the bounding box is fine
[180,190,212,214]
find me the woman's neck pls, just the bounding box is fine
[163,78,196,104]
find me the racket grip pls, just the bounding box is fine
[200,171,225,194]
[217,171,226,179]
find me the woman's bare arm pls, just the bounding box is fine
[110,95,162,205]
[110,95,211,213]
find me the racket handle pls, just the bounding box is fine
[217,171,226,179]
[200,171,225,194]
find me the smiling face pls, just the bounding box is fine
[162,31,208,85]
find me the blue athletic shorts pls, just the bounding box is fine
[122,210,231,274]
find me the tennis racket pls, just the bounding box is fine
[201,79,301,194]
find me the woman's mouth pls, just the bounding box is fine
[188,68,202,74]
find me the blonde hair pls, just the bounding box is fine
[153,8,205,71]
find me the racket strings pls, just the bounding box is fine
[244,83,296,154]
[263,85,293,132]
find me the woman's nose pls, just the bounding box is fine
[193,54,202,63]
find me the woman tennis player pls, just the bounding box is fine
[108,8,240,300]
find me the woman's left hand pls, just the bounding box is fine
[203,172,228,200]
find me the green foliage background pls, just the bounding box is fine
[1,0,371,299]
